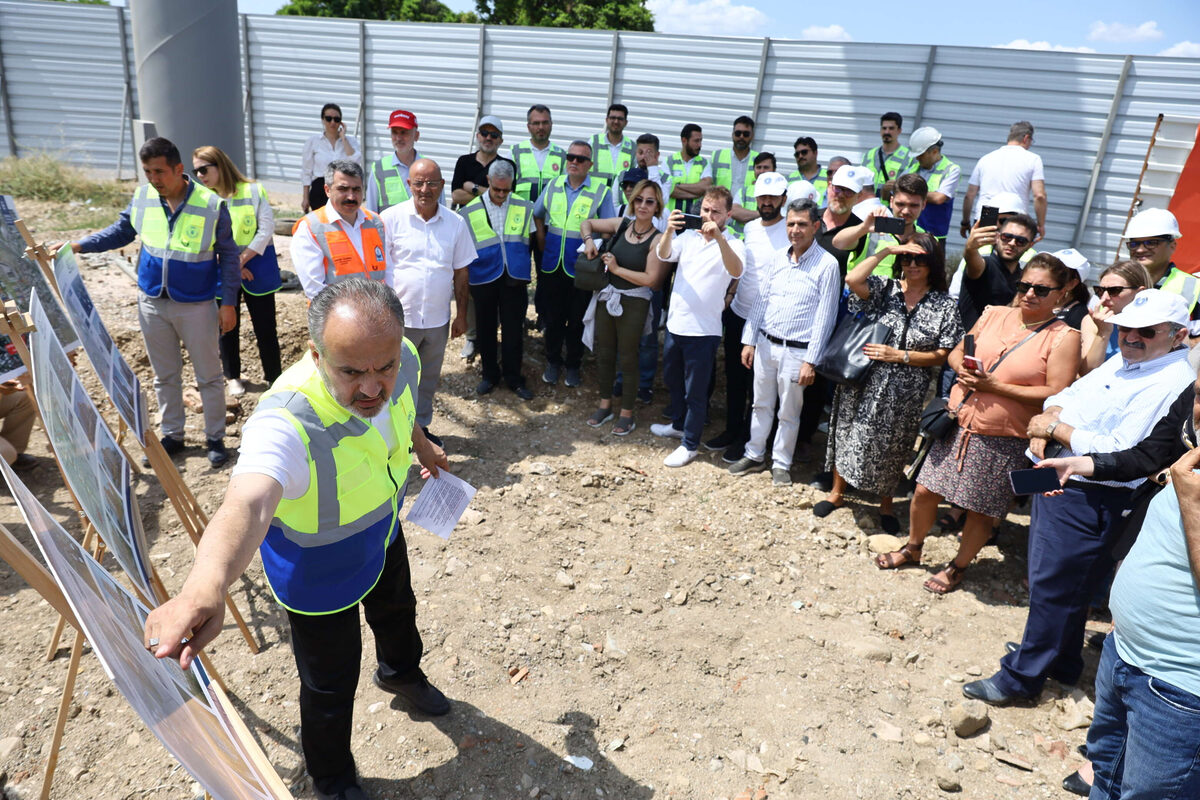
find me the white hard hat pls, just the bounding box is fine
[1126,208,1182,240]
[908,126,942,156]
[989,192,1026,216]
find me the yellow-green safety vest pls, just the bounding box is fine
[511,141,565,203]
[459,195,534,284]
[666,152,710,214]
[589,133,635,189]
[540,175,606,277]
[368,153,412,212]
[861,145,911,192]
[224,181,281,296]
[129,179,224,302]
[1159,265,1200,312]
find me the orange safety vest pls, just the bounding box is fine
[293,205,387,285]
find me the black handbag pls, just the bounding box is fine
[814,311,892,385]
[573,218,629,292]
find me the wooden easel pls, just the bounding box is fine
[15,224,259,657]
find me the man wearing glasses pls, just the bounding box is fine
[590,103,636,189]
[381,159,477,447]
[533,140,616,388]
[788,137,827,205]
[1123,208,1200,321]
[711,117,759,217]
[958,213,1039,332]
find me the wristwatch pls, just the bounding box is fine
[1046,421,1060,440]
[902,350,910,364]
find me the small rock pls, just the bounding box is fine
[868,534,904,554]
[913,732,934,747]
[935,766,961,792]
[368,701,385,714]
[125,731,141,748]
[0,736,21,759]
[460,507,485,525]
[580,475,597,488]
[529,461,555,475]
[965,665,982,676]
[555,570,575,589]
[995,752,1033,771]
[608,738,625,752]
[444,556,466,576]
[946,754,965,772]
[875,721,903,742]
[973,733,994,752]
[563,754,593,770]
[672,590,688,606]
[848,638,892,663]
[948,701,989,738]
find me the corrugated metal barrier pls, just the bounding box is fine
[0,0,1198,262]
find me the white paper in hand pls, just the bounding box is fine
[405,470,477,539]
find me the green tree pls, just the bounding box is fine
[475,0,654,30]
[277,0,478,24]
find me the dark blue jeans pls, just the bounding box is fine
[662,330,720,451]
[1088,634,1200,799]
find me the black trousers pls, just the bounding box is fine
[471,275,529,387]
[308,177,328,210]
[721,307,753,443]
[219,289,282,383]
[284,529,423,795]
[540,267,590,369]
[797,373,831,444]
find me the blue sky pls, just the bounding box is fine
[232,0,1199,56]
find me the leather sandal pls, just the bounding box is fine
[924,561,968,595]
[875,542,922,570]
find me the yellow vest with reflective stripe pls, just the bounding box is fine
[711,148,758,198]
[589,133,635,188]
[129,179,224,302]
[541,176,606,277]
[254,345,420,615]
[511,141,565,202]
[368,153,412,212]
[1160,265,1200,312]
[666,152,710,214]
[226,181,263,247]
[459,195,533,283]
[861,145,911,191]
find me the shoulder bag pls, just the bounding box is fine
[573,218,630,292]
[814,311,893,385]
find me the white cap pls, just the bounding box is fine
[908,126,942,156]
[989,192,1026,216]
[785,179,818,205]
[1126,208,1182,240]
[1052,248,1091,282]
[1106,289,1190,329]
[754,172,788,197]
[831,165,871,193]
[477,114,504,135]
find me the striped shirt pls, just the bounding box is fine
[741,240,841,366]
[1034,346,1195,489]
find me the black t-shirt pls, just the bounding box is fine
[959,252,1021,332]
[817,213,862,276]
[450,152,516,206]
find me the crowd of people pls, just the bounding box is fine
[63,101,1200,800]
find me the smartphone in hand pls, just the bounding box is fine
[962,355,984,372]
[1009,467,1062,495]
[875,216,905,236]
[681,213,703,231]
[979,205,999,228]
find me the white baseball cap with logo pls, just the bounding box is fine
[1052,248,1091,282]
[753,172,788,197]
[785,179,818,205]
[1105,288,1190,329]
[831,165,871,193]
[1125,208,1182,240]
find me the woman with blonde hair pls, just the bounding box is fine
[191,145,281,395]
[1078,260,1152,375]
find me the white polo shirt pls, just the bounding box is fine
[380,199,476,329]
[661,228,745,337]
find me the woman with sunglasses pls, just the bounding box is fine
[1078,261,1152,375]
[877,253,1080,593]
[816,233,962,532]
[579,180,669,435]
[192,145,282,395]
[300,103,361,213]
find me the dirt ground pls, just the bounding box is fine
[0,198,1108,800]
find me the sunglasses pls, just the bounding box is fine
[324,115,342,123]
[564,153,591,163]
[895,255,929,267]
[607,115,627,122]
[193,164,215,177]
[478,129,502,139]
[733,130,753,138]
[408,180,441,189]
[1118,325,1165,339]
[1095,285,1134,298]
[795,148,811,157]
[633,196,657,206]
[1015,281,1061,298]
[999,232,1031,246]
[1128,237,1171,250]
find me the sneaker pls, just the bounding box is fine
[542,363,560,385]
[808,470,834,492]
[512,385,534,401]
[475,378,496,396]
[11,453,37,471]
[226,378,246,397]
[727,456,766,477]
[373,669,450,715]
[703,431,735,452]
[663,445,697,468]
[422,427,443,448]
[772,467,792,486]
[636,388,653,405]
[206,438,229,467]
[649,423,684,439]
[159,435,185,456]
[564,367,582,388]
[721,444,745,464]
[460,339,476,361]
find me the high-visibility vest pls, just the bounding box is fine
[905,155,959,239]
[1159,264,1200,312]
[957,244,1038,277]
[666,152,710,214]
[294,205,387,288]
[589,133,635,188]
[459,195,534,284]
[367,153,413,213]
[787,169,829,206]
[225,181,281,296]
[128,180,224,302]
[712,148,758,198]
[847,223,927,277]
[861,145,911,192]
[511,141,565,203]
[253,346,420,615]
[540,175,607,277]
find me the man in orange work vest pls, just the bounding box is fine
[290,159,391,300]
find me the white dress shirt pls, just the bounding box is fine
[380,199,476,329]
[300,133,363,184]
[661,229,745,338]
[289,206,388,300]
[741,240,841,366]
[731,216,789,319]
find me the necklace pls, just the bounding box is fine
[630,223,654,241]
[1021,315,1055,328]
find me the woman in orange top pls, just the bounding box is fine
[876,254,1081,593]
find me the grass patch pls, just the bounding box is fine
[0,152,126,205]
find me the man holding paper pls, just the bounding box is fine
[145,279,450,800]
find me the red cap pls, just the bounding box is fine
[388,109,417,130]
